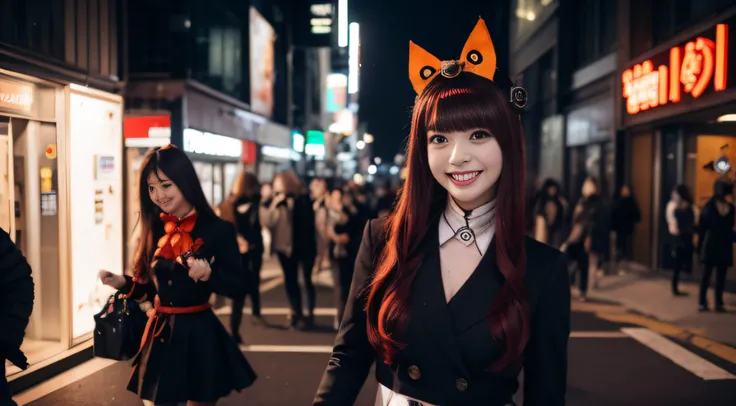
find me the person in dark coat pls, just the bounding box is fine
[219,171,266,342]
[611,184,641,271]
[99,145,256,405]
[0,227,34,406]
[696,179,733,312]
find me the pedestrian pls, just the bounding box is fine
[219,171,266,343]
[99,145,256,405]
[561,177,605,301]
[611,184,640,273]
[313,18,570,406]
[532,178,568,249]
[696,179,733,312]
[668,185,696,295]
[0,228,34,406]
[311,178,331,275]
[262,169,318,330]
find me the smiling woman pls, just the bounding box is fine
[427,127,503,210]
[98,145,257,405]
[314,18,570,406]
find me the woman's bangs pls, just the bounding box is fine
[141,153,163,183]
[424,87,503,134]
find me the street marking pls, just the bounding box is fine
[599,312,736,365]
[260,268,283,279]
[570,331,628,338]
[260,276,284,293]
[239,344,334,353]
[570,301,627,313]
[622,328,736,380]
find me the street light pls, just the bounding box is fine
[368,164,377,175]
[357,140,365,150]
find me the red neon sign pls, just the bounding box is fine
[623,24,729,115]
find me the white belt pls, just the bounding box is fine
[376,384,436,406]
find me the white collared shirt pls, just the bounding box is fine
[438,198,496,255]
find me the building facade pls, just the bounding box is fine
[617,0,736,270]
[1,0,127,392]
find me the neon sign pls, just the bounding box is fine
[622,24,729,115]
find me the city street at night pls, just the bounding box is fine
[11,260,736,406]
[3,1,736,405]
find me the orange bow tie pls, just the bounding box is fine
[154,212,203,260]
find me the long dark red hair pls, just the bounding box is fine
[365,73,529,372]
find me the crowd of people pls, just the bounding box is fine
[216,169,397,333]
[528,175,730,311]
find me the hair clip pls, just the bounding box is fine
[510,86,527,112]
[409,18,528,115]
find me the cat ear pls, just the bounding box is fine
[409,40,441,95]
[459,18,497,81]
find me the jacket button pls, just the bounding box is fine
[407,365,421,380]
[455,378,468,392]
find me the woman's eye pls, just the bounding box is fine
[470,131,492,140]
[148,186,155,192]
[429,135,448,144]
[162,183,171,189]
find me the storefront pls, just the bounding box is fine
[256,121,299,184]
[1,70,124,381]
[565,94,616,203]
[620,19,735,270]
[183,128,243,206]
[123,80,301,189]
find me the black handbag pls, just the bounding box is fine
[93,291,148,361]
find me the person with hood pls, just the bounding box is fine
[0,227,34,406]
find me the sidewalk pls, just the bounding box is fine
[585,268,736,347]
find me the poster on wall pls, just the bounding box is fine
[69,90,123,339]
[249,7,276,118]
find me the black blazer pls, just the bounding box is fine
[314,218,570,406]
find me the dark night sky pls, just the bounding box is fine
[354,0,510,161]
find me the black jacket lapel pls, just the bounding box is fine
[411,227,471,378]
[447,238,504,335]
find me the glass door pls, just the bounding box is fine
[7,118,65,375]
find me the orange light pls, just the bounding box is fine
[623,24,728,115]
[670,47,681,102]
[715,24,728,91]
[659,65,668,106]
[621,60,659,114]
[681,37,714,98]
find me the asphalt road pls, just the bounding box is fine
[18,277,736,406]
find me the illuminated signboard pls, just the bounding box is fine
[183,128,242,158]
[0,79,34,113]
[293,1,334,47]
[622,24,729,115]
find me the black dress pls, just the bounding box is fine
[120,211,257,403]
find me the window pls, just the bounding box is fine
[653,0,733,46]
[511,0,558,41]
[573,0,616,69]
[0,0,65,60]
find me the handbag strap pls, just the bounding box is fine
[123,280,137,299]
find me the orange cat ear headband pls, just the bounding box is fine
[408,18,527,112]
